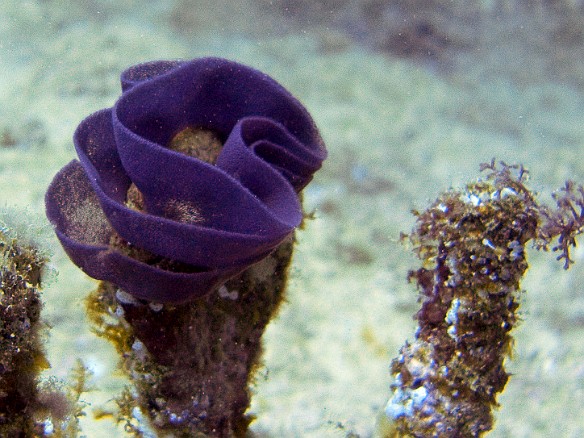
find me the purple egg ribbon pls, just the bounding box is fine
[46,58,326,302]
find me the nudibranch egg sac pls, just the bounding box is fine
[45,57,326,303]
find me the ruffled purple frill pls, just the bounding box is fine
[45,58,326,302]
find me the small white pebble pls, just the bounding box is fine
[499,187,517,198]
[131,407,157,438]
[508,240,523,260]
[218,285,239,300]
[468,193,482,206]
[132,340,147,361]
[148,302,163,312]
[411,386,428,408]
[116,289,139,305]
[218,285,229,297]
[482,238,496,249]
[445,298,460,325]
[43,419,54,435]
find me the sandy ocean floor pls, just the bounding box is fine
[1,1,584,437]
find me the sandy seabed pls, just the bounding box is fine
[1,1,583,437]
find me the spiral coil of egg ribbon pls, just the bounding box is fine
[46,58,326,302]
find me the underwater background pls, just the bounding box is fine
[1,1,583,436]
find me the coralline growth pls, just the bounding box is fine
[0,217,87,437]
[383,161,584,437]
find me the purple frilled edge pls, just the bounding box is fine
[45,58,326,303]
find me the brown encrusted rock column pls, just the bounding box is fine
[88,236,293,437]
[381,162,584,437]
